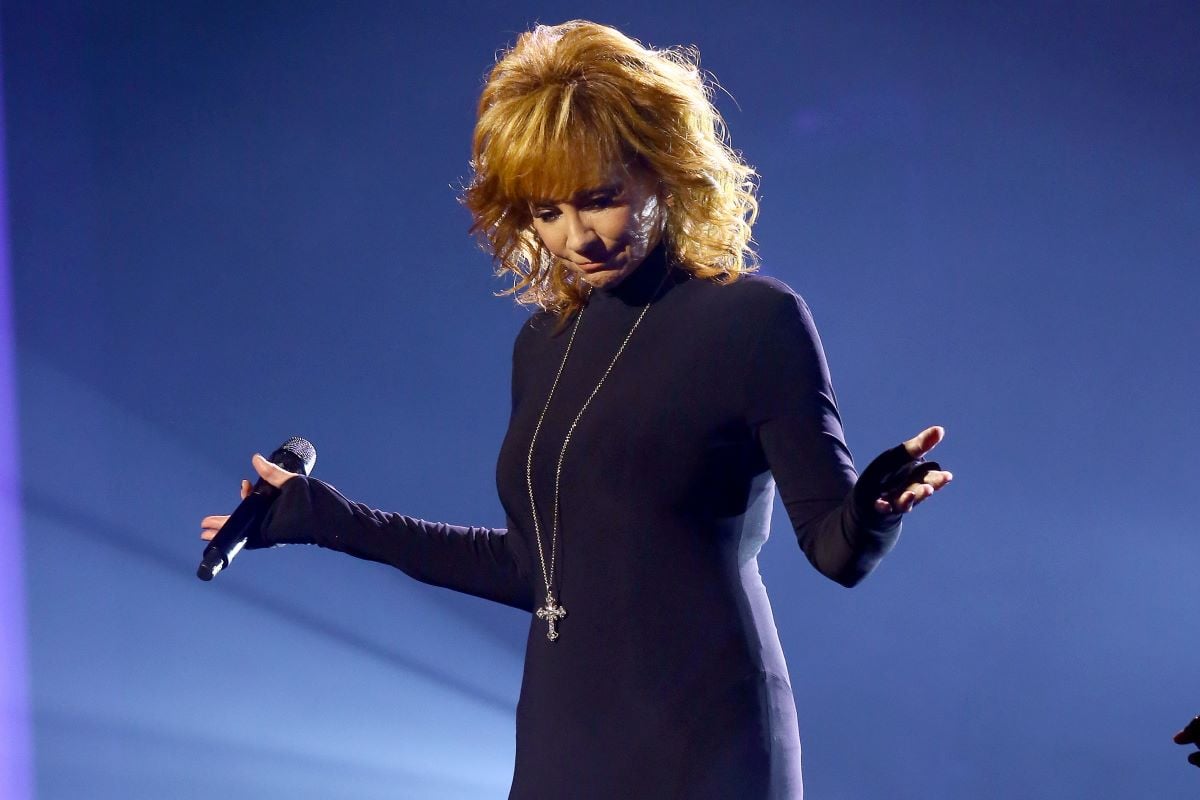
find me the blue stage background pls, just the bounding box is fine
[4,1,1197,797]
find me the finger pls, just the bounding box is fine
[876,482,943,515]
[200,531,215,541]
[922,470,954,489]
[906,475,948,495]
[903,425,945,460]
[200,515,231,528]
[1176,717,1200,744]
[910,483,937,500]
[1186,716,1200,739]
[240,479,251,500]
[252,453,297,489]
[899,479,944,508]
[900,485,935,512]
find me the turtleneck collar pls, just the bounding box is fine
[585,240,682,308]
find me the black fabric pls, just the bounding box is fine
[260,242,917,798]
[852,443,939,518]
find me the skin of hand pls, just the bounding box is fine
[1174,716,1200,768]
[199,454,300,542]
[872,425,954,515]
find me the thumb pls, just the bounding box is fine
[252,453,297,489]
[904,425,945,459]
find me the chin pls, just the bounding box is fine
[576,271,614,288]
[597,274,633,290]
[583,272,616,287]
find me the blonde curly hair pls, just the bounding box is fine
[462,20,760,322]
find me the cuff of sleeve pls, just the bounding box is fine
[847,489,903,534]
[255,475,316,548]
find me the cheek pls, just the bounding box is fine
[532,222,564,255]
[594,208,638,245]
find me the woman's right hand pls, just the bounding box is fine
[199,453,299,542]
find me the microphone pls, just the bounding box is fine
[197,437,317,581]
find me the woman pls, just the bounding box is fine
[201,20,952,798]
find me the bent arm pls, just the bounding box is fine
[260,475,535,612]
[745,289,905,587]
[756,418,903,588]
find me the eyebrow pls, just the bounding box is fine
[531,182,623,207]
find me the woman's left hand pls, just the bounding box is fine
[874,425,954,515]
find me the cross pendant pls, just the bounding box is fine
[536,593,567,641]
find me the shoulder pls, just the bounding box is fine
[512,307,561,359]
[682,271,833,375]
[518,308,561,337]
[685,269,818,328]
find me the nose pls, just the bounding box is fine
[563,209,600,257]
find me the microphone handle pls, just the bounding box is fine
[197,479,278,581]
[197,443,311,582]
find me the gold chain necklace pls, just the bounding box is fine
[525,271,670,642]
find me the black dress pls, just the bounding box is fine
[260,242,921,799]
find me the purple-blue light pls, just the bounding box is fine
[3,3,1197,795]
[0,13,32,799]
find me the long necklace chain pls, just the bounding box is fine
[525,273,668,642]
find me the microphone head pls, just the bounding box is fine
[270,436,317,476]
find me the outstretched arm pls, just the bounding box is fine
[201,454,535,612]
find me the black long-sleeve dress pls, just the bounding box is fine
[260,242,921,799]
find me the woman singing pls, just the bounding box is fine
[201,19,952,798]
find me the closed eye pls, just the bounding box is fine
[583,193,619,210]
[530,184,624,222]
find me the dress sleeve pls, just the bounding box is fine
[258,476,536,612]
[743,287,905,587]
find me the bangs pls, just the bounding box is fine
[479,84,633,205]
[463,19,759,324]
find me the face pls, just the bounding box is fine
[529,164,664,290]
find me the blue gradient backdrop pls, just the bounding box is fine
[4,1,1197,797]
